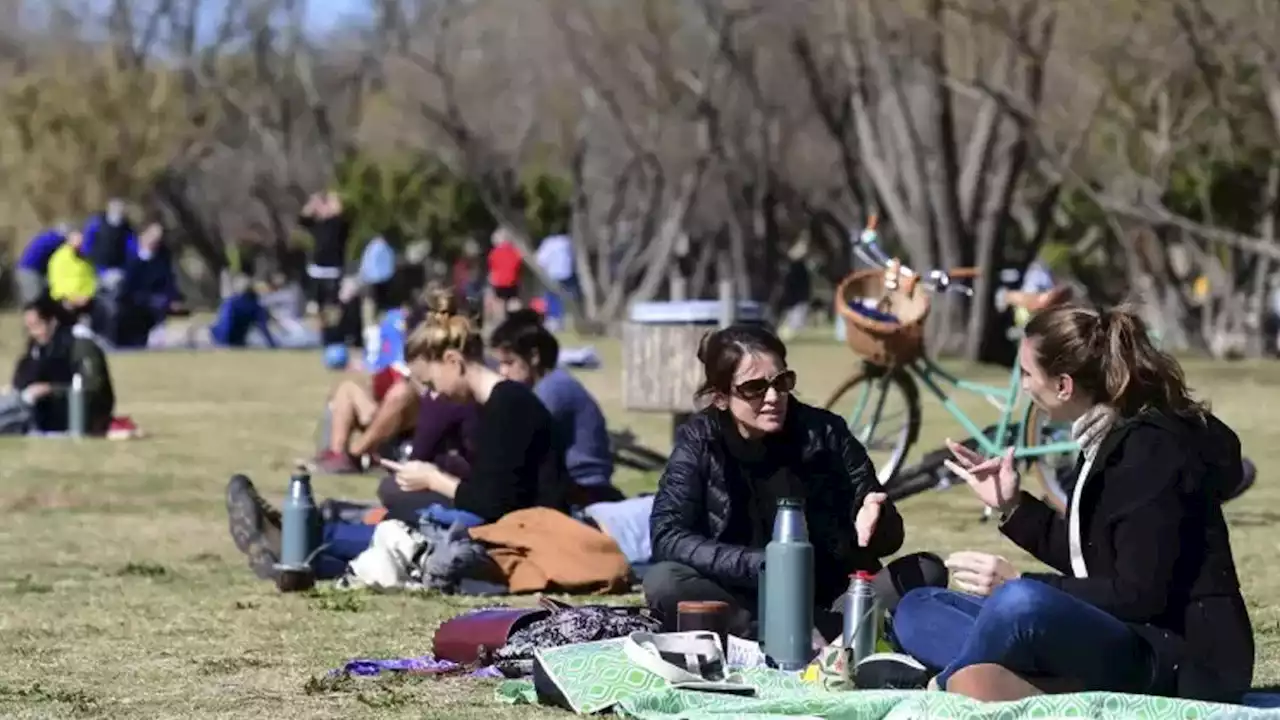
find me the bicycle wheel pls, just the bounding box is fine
[1022,403,1078,513]
[824,365,922,487]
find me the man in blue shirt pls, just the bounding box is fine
[15,225,68,304]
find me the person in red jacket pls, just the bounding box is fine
[486,227,523,318]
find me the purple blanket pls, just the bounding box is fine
[333,655,503,679]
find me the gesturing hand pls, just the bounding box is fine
[854,492,887,547]
[942,440,1021,514]
[945,551,1020,596]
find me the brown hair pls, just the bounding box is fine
[404,288,483,362]
[695,324,788,400]
[1023,303,1207,419]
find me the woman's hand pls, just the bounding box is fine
[854,492,887,547]
[381,459,442,493]
[943,441,1021,514]
[945,551,1020,596]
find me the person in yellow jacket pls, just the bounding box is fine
[46,230,98,314]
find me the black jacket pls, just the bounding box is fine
[299,214,352,270]
[88,215,135,270]
[1002,409,1253,702]
[12,328,115,434]
[650,401,905,608]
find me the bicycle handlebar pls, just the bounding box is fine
[853,230,975,298]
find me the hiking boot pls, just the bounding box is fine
[314,450,361,475]
[226,474,282,580]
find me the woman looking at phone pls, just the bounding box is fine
[224,290,574,581]
[378,290,573,524]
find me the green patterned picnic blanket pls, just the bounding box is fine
[494,636,1280,719]
[498,680,1280,719]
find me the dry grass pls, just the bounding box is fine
[0,318,1278,718]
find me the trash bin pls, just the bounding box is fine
[622,300,765,441]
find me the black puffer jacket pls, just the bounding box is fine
[649,401,905,608]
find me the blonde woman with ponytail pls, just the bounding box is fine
[887,303,1253,703]
[379,290,573,524]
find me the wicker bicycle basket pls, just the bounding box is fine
[835,269,932,366]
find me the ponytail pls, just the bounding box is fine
[1025,303,1207,419]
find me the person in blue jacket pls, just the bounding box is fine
[81,199,139,343]
[14,225,69,304]
[81,200,138,276]
[117,222,185,347]
[208,277,276,348]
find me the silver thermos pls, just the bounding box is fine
[68,373,85,438]
[841,571,881,665]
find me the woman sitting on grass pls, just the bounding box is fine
[225,290,573,580]
[644,324,904,640]
[488,310,623,506]
[891,303,1254,702]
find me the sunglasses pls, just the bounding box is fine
[734,370,797,400]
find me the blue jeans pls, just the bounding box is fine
[892,579,1155,692]
[311,504,486,580]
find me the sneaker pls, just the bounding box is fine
[854,652,931,690]
[106,416,141,440]
[314,450,361,475]
[225,474,282,580]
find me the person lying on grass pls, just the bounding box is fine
[226,289,572,581]
[890,303,1254,703]
[644,323,904,641]
[488,309,624,507]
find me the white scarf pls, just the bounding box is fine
[1067,404,1117,578]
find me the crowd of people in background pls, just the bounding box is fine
[1,186,1263,705]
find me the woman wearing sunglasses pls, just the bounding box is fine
[645,324,904,639]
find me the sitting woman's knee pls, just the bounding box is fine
[890,586,955,648]
[382,378,415,406]
[641,562,694,605]
[984,578,1048,621]
[330,378,359,400]
[896,585,952,613]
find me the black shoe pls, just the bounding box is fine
[226,474,282,580]
[854,652,931,690]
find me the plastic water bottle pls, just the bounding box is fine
[67,373,85,438]
[762,498,814,671]
[279,468,321,571]
[841,571,882,665]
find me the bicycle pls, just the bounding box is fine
[822,227,1078,508]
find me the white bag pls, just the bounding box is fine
[622,631,756,695]
[343,520,425,589]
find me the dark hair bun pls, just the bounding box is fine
[696,329,717,365]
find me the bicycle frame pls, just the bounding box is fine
[850,355,1079,460]
[841,232,1080,460]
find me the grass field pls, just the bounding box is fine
[1,317,1278,718]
